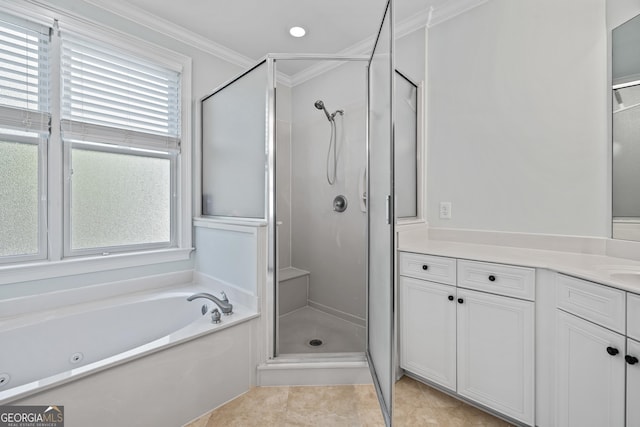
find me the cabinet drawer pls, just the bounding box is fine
[457,260,535,300]
[556,274,625,334]
[399,252,456,285]
[629,293,640,341]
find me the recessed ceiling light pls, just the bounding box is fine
[289,26,306,38]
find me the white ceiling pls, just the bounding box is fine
[85,0,451,77]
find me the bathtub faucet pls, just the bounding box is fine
[187,292,233,315]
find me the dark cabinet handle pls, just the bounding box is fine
[607,346,619,356]
[626,355,639,365]
[488,275,496,282]
[422,265,428,271]
[448,295,454,301]
[457,298,464,304]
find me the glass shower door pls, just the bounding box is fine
[367,0,394,425]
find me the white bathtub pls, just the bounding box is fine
[0,279,258,426]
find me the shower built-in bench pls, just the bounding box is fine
[278,267,310,315]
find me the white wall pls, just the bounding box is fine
[427,0,609,237]
[194,226,259,294]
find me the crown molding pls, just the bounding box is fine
[427,0,488,28]
[83,0,254,68]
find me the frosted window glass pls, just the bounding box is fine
[70,148,171,250]
[201,62,267,218]
[0,141,38,256]
[395,72,417,218]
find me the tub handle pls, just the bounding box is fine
[211,309,221,324]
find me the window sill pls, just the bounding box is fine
[0,248,194,286]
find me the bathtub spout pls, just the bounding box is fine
[187,292,233,314]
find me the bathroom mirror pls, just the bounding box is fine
[612,13,640,241]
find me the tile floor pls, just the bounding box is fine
[278,306,365,354]
[184,376,512,427]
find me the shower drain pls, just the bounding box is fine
[309,339,323,347]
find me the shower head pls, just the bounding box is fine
[314,99,332,122]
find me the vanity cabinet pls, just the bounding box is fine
[399,253,535,426]
[399,276,456,390]
[554,274,640,427]
[456,287,534,424]
[555,310,625,427]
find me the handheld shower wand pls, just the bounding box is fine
[313,100,344,185]
[314,100,332,122]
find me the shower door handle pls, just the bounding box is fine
[359,167,367,212]
[385,195,391,225]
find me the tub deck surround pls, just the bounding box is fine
[399,229,640,293]
[0,277,259,405]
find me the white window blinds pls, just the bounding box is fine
[0,13,50,134]
[60,32,181,152]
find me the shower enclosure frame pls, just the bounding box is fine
[199,40,396,423]
[264,54,369,360]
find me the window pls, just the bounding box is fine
[0,13,49,262]
[60,32,181,255]
[0,6,191,272]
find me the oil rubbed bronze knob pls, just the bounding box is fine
[457,298,464,304]
[448,295,454,301]
[626,355,639,365]
[422,265,428,271]
[488,275,496,282]
[607,346,619,356]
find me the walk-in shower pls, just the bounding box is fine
[199,57,368,361]
[275,60,367,358]
[198,1,394,421]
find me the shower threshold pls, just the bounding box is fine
[257,353,372,386]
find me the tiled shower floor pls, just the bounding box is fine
[278,306,365,354]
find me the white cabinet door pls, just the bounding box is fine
[456,288,535,425]
[628,338,640,427]
[399,276,456,391]
[556,310,625,427]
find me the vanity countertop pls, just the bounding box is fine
[399,238,640,294]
